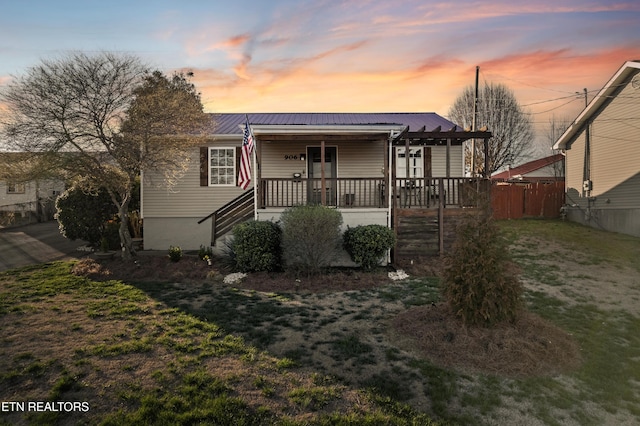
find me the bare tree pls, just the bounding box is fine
[542,114,570,178]
[1,52,209,259]
[448,82,534,176]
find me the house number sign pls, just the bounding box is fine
[284,155,299,160]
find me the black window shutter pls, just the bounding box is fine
[200,147,208,186]
[235,146,242,187]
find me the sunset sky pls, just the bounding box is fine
[1,0,639,155]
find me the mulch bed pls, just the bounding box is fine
[392,303,583,377]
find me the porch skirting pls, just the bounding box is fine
[258,208,389,267]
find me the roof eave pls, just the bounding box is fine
[554,60,640,150]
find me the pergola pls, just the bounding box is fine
[391,126,493,179]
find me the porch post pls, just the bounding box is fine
[384,137,390,209]
[404,138,410,180]
[320,140,326,205]
[446,138,451,177]
[255,137,261,214]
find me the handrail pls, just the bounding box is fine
[198,189,254,245]
[197,189,253,224]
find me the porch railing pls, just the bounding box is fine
[259,177,489,209]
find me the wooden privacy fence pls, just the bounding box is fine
[491,181,565,219]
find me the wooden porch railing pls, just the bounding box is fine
[258,177,490,209]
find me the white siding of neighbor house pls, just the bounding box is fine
[588,81,640,209]
[0,179,65,210]
[565,79,640,210]
[563,73,640,237]
[565,132,586,208]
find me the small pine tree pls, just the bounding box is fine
[441,207,523,327]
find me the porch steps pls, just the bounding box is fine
[393,208,471,262]
[394,210,440,259]
[198,190,254,246]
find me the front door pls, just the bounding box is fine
[307,146,337,205]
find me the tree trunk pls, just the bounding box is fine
[117,194,136,260]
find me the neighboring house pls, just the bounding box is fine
[0,176,65,227]
[491,154,564,183]
[141,113,491,260]
[553,60,640,237]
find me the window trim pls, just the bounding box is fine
[6,182,26,194]
[395,147,424,179]
[208,147,236,187]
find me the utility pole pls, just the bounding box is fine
[471,66,479,176]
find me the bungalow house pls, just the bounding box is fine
[491,153,564,183]
[0,153,65,227]
[553,60,640,237]
[141,113,491,260]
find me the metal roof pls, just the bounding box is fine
[491,154,564,180]
[209,113,459,135]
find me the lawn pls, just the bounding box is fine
[1,219,640,425]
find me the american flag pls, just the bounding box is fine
[237,117,254,190]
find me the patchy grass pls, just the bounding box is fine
[2,218,640,425]
[0,261,437,425]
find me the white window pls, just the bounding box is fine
[396,147,423,179]
[209,147,236,186]
[7,182,26,194]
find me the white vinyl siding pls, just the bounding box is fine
[431,145,463,177]
[564,75,640,211]
[142,138,244,218]
[588,81,640,208]
[259,139,386,179]
[565,133,588,208]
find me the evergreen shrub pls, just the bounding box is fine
[441,209,523,327]
[232,220,282,272]
[343,225,396,269]
[55,185,117,247]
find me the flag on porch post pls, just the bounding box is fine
[238,116,255,190]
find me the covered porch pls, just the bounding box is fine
[254,126,492,210]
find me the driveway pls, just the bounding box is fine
[0,221,88,272]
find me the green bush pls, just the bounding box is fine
[232,220,282,272]
[280,205,342,276]
[168,246,183,262]
[343,225,396,269]
[55,185,117,247]
[55,180,140,248]
[441,209,523,327]
[198,245,213,261]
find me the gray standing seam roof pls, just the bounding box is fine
[209,113,459,135]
